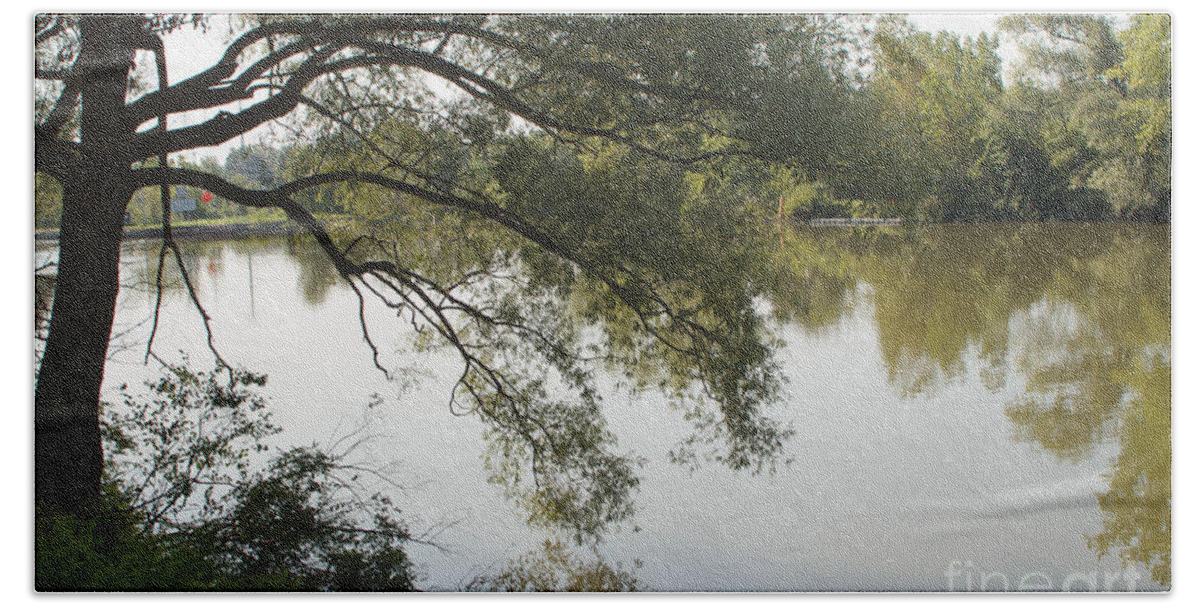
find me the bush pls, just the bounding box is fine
[36,360,417,591]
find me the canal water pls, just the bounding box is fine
[35,223,1170,591]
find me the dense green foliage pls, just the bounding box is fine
[36,362,417,591]
[34,14,1171,231]
[994,14,1171,221]
[826,14,1170,221]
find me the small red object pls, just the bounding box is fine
[201,191,214,203]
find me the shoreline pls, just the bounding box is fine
[35,217,1170,242]
[35,220,300,242]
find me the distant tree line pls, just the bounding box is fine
[34,14,1169,231]
[829,14,1170,222]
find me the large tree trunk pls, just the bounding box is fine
[34,16,138,520]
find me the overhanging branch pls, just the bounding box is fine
[131,166,716,377]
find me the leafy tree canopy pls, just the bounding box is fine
[34,12,865,538]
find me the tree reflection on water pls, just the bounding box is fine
[767,223,1169,586]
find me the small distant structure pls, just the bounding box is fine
[170,185,197,217]
[808,217,903,227]
[170,198,197,213]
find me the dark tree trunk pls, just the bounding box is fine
[34,16,139,520]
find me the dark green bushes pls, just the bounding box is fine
[35,361,417,591]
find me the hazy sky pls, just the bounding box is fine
[908,12,1000,37]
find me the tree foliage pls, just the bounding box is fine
[999,13,1170,220]
[809,13,1170,222]
[857,19,1003,218]
[34,12,863,539]
[38,361,417,591]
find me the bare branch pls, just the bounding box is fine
[127,17,735,164]
[128,45,344,159]
[143,238,170,366]
[145,35,173,366]
[122,16,519,155]
[169,238,233,373]
[347,280,390,378]
[124,36,320,128]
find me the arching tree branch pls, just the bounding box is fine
[130,166,731,408]
[128,46,345,159]
[124,17,741,165]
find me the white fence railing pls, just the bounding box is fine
[808,218,904,227]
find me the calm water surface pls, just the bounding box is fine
[37,223,1170,591]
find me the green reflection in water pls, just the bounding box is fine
[235,180,793,543]
[768,223,1170,586]
[114,221,1170,584]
